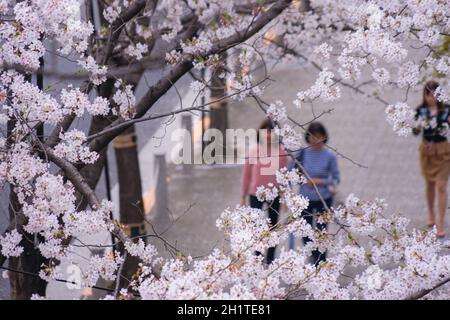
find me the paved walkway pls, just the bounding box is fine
[148,62,435,262]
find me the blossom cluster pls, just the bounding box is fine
[84,251,124,287]
[125,43,149,61]
[112,80,137,120]
[78,56,108,86]
[295,69,341,103]
[124,239,158,264]
[273,123,303,151]
[54,130,99,164]
[0,229,23,258]
[272,0,449,138]
[1,71,62,127]
[0,0,449,301]
[132,182,450,300]
[103,0,122,24]
[0,0,94,71]
[385,102,415,137]
[61,87,110,117]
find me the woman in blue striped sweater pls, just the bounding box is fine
[288,122,340,265]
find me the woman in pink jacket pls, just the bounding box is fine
[240,118,289,264]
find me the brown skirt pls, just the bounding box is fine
[419,141,450,182]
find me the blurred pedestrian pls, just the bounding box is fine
[287,122,340,266]
[240,118,289,264]
[413,80,450,238]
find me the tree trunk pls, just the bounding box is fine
[113,124,146,288]
[7,75,47,298]
[208,52,228,162]
[8,177,47,299]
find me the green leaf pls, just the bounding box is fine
[223,13,233,23]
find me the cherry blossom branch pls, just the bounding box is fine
[254,94,368,168]
[101,0,148,65]
[264,36,390,106]
[405,277,450,300]
[85,106,209,141]
[88,0,294,154]
[0,265,132,297]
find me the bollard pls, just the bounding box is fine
[181,114,193,174]
[153,154,171,232]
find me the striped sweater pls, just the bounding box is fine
[288,147,340,201]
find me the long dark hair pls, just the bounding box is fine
[423,80,444,110]
[305,122,328,144]
[256,118,275,144]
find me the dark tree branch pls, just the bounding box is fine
[88,0,293,153]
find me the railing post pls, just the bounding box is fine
[153,154,170,232]
[181,114,193,173]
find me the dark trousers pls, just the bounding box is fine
[302,197,332,266]
[249,195,280,264]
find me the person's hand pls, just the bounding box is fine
[240,196,246,206]
[306,178,324,187]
